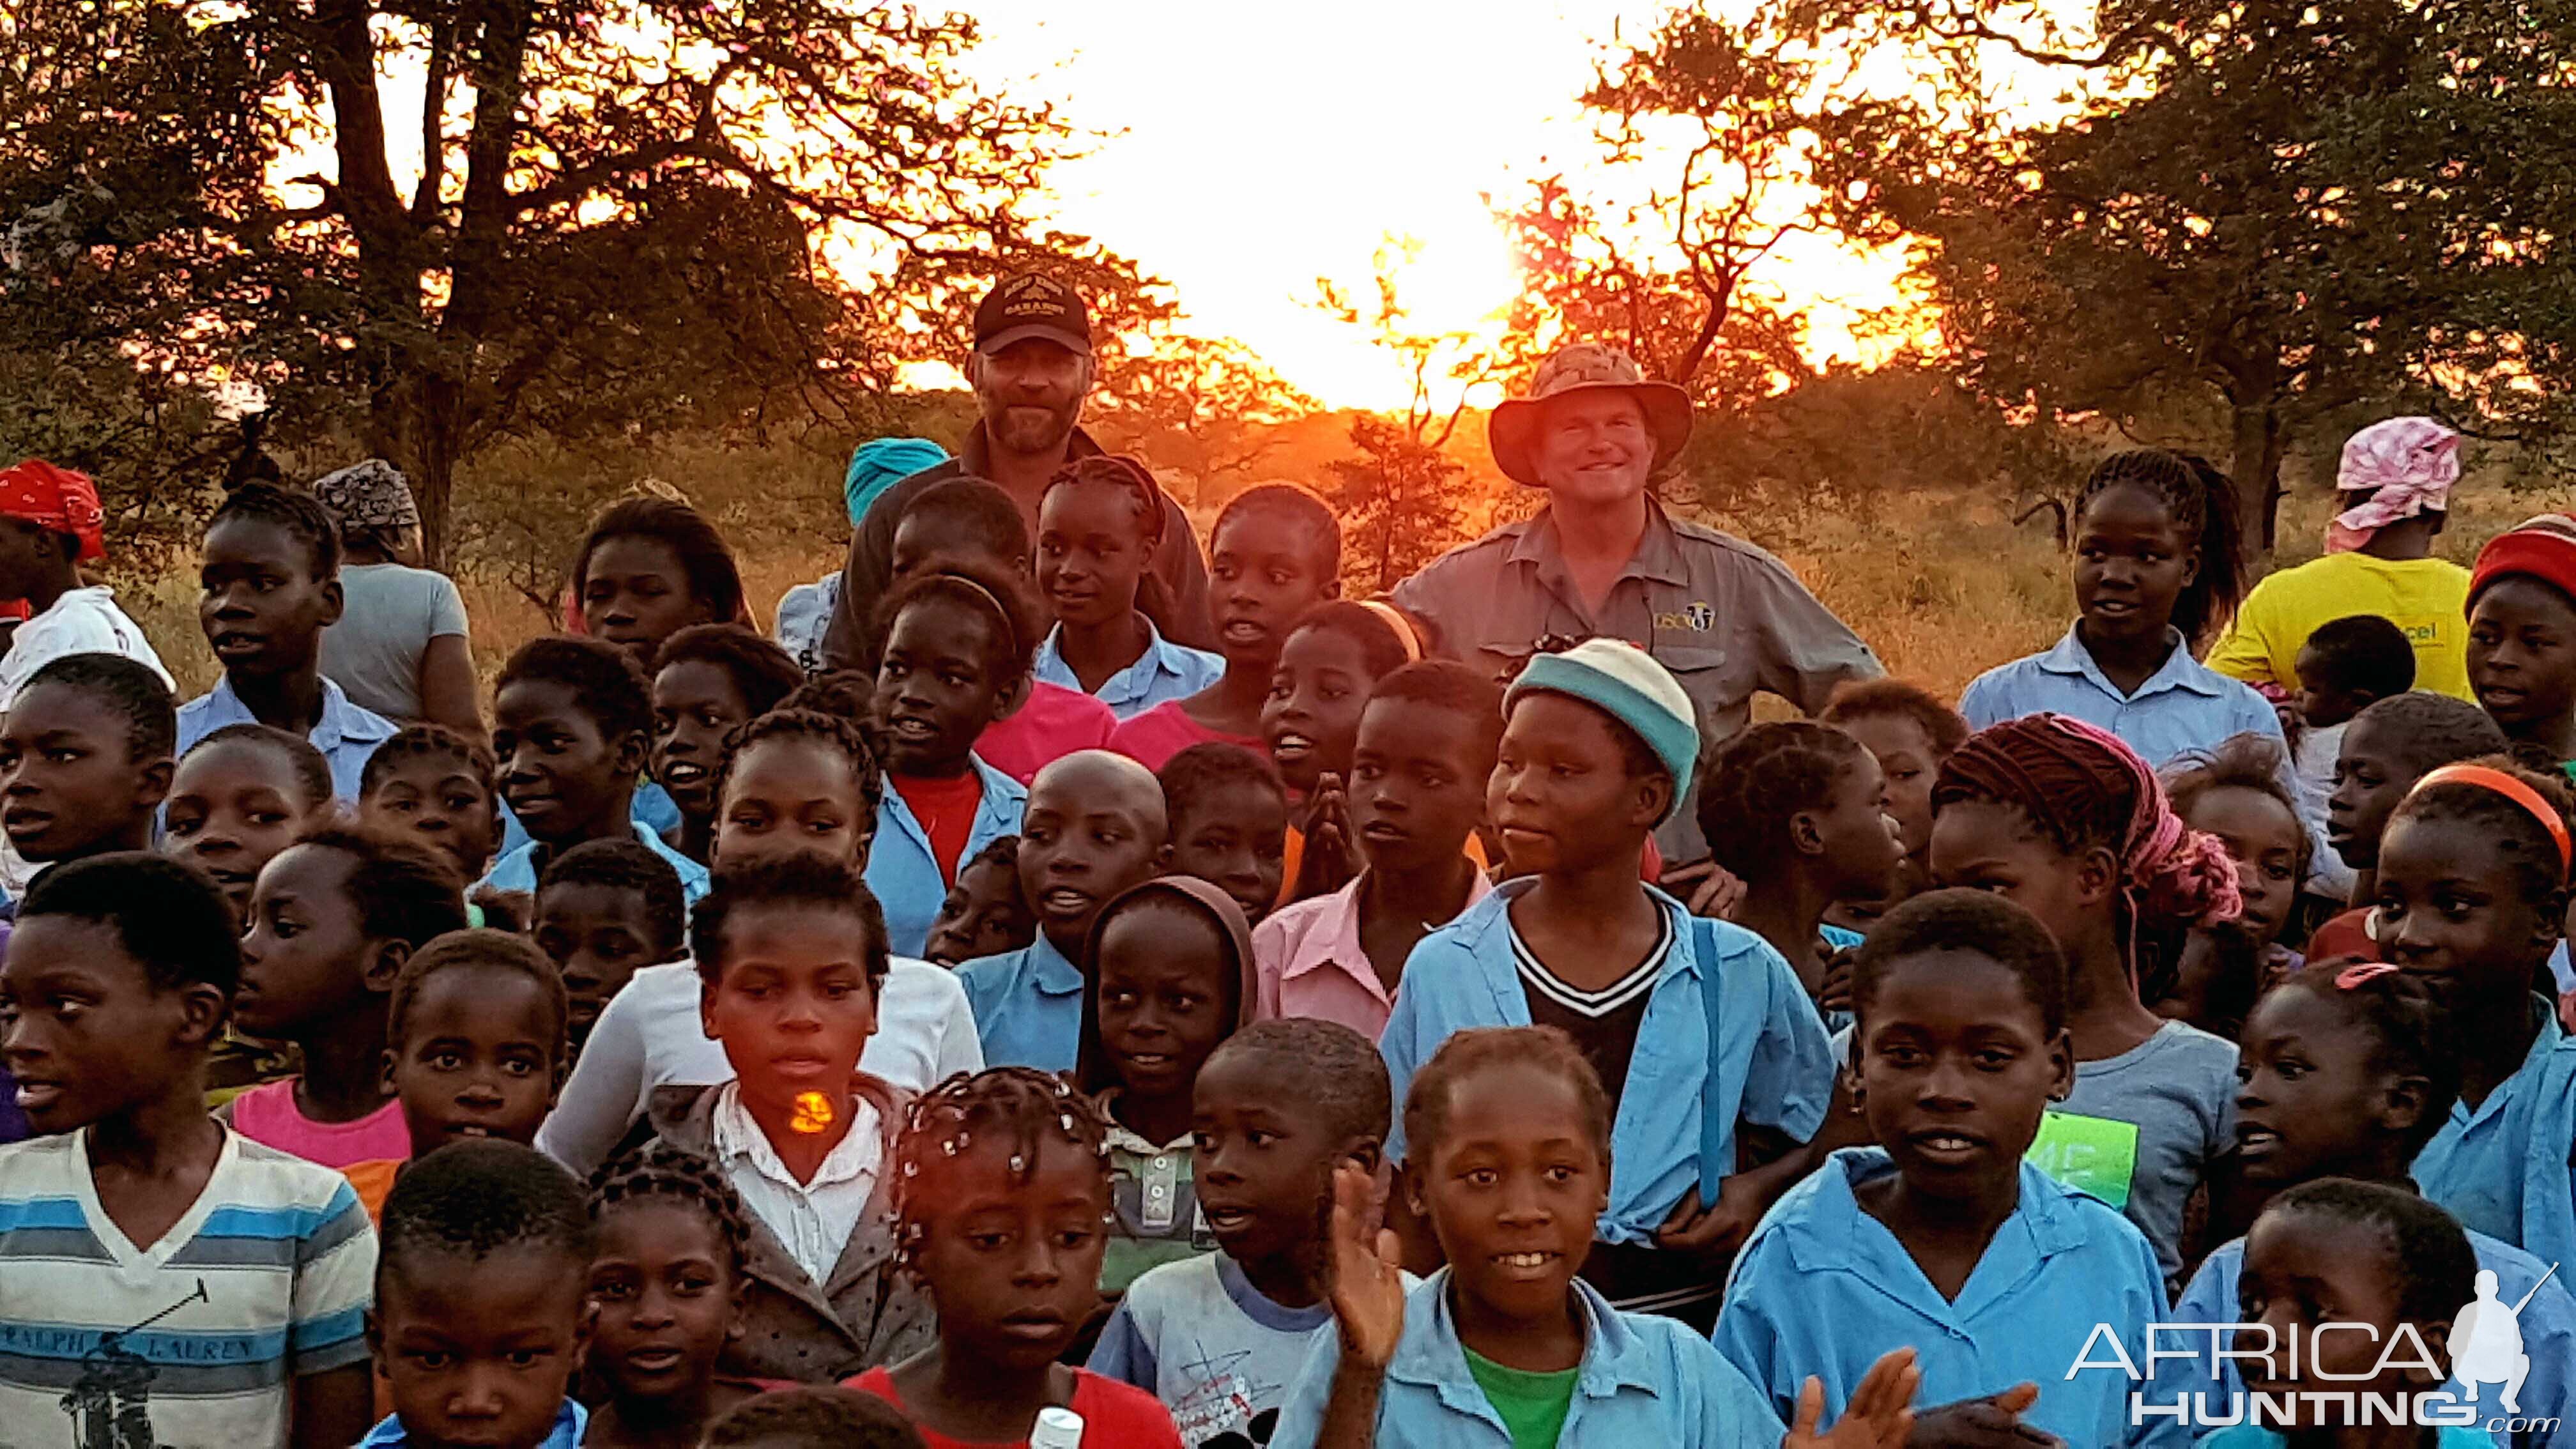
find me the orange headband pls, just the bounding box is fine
[1359,599,1422,664]
[2409,763,2573,877]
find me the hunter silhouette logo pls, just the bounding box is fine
[2451,1264,2554,1415]
[61,1278,209,1449]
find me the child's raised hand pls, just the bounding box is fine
[1298,773,1358,899]
[1324,1160,1406,1371]
[1784,1347,1918,1448]
[1901,1384,2062,1446]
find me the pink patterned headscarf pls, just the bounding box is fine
[2326,417,2460,554]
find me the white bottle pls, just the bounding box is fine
[1029,1406,1085,1448]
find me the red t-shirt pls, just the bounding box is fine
[844,1365,1183,1449]
[978,680,1118,784]
[1107,700,1262,772]
[890,769,986,889]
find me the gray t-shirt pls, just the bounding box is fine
[2055,1018,2237,1287]
[318,562,469,721]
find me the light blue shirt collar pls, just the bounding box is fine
[362,1399,584,1448]
[2035,624,2227,703]
[1771,1148,2094,1328]
[2450,995,2564,1133]
[1031,617,1221,714]
[184,673,395,753]
[1390,1268,1666,1411]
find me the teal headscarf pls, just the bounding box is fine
[844,437,951,526]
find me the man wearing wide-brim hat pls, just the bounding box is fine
[1392,342,1880,862]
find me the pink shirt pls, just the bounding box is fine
[226,1078,412,1170]
[976,680,1117,785]
[1106,700,1261,772]
[1251,870,1492,1041]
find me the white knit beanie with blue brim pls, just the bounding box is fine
[1503,638,1701,824]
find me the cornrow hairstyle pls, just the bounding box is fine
[901,477,1032,570]
[186,723,334,813]
[2259,963,2461,1156]
[378,1138,594,1280]
[892,1067,1113,1266]
[2163,732,2313,884]
[1283,600,1416,684]
[587,1142,753,1284]
[1367,659,1505,778]
[210,480,341,577]
[1040,454,1168,544]
[498,635,654,745]
[1696,721,1876,882]
[651,624,804,719]
[2300,615,2416,703]
[387,929,569,1064]
[572,496,745,627]
[22,652,178,763]
[1215,482,1340,579]
[2351,692,2510,781]
[689,852,891,992]
[1157,742,1286,825]
[2260,1177,2478,1326]
[537,838,686,960]
[291,827,470,951]
[1851,887,2069,1038]
[2072,448,2247,651]
[1820,677,1970,758]
[868,554,1044,688]
[1206,1018,1393,1149]
[361,723,498,801]
[712,705,884,825]
[17,852,239,995]
[1402,1025,1611,1170]
[2386,752,2576,907]
[702,1386,929,1449]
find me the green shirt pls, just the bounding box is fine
[1462,1346,1579,1449]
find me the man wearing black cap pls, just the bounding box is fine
[817,273,1216,670]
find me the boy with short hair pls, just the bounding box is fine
[1252,661,1497,1039]
[362,1138,594,1448]
[532,836,686,1050]
[483,636,707,903]
[2311,690,2513,958]
[1375,639,1834,1329]
[0,852,378,1449]
[956,749,1170,1071]
[0,652,178,868]
[385,929,571,1156]
[1159,741,1291,927]
[180,482,397,801]
[1089,1018,1403,1445]
[0,458,172,710]
[638,852,932,1381]
[2288,613,2418,900]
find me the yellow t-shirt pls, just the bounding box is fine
[2207,552,2473,700]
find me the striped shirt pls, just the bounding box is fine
[0,1127,378,1448]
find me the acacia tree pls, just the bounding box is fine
[0,0,1148,561]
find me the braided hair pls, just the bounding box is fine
[891,1068,1112,1268]
[587,1142,753,1283]
[1696,721,1876,883]
[2257,963,2460,1157]
[712,705,884,824]
[2386,753,2575,907]
[2072,448,2247,652]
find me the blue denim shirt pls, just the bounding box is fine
[362,1399,583,1448]
[1958,625,2286,769]
[176,675,399,802]
[479,819,709,905]
[1032,619,1226,721]
[956,932,1084,1073]
[2414,999,2576,1270]
[1271,1269,1788,1448]
[1379,879,1834,1246]
[866,755,1026,958]
[1712,1149,2182,1449]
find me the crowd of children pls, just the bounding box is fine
[3,419,2576,1449]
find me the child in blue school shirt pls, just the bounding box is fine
[956,749,1170,1071]
[1273,1025,1922,1449]
[362,1140,593,1449]
[2373,759,2576,1272]
[863,560,1032,956]
[1376,639,1836,1329]
[1712,890,2183,1448]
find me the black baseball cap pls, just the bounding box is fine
[972,273,1092,356]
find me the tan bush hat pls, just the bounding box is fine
[1488,343,1693,487]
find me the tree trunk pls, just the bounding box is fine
[2228,399,2285,560]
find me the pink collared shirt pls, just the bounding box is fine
[1250,869,1492,1041]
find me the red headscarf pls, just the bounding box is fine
[0,459,104,561]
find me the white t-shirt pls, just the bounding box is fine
[0,585,173,711]
[537,957,981,1177]
[0,1128,377,1449]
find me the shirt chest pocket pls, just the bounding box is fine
[1646,644,1729,730]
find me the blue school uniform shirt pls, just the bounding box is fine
[1032,620,1226,720]
[956,931,1083,1073]
[176,675,399,802]
[1958,625,2286,769]
[1710,1147,2184,1449]
[2154,1226,2576,1448]
[494,781,681,857]
[362,1399,584,1448]
[1271,1269,1788,1449]
[479,819,710,905]
[1377,878,1835,1246]
[2201,1430,2492,1448]
[2413,997,2576,1273]
[866,754,1025,958]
